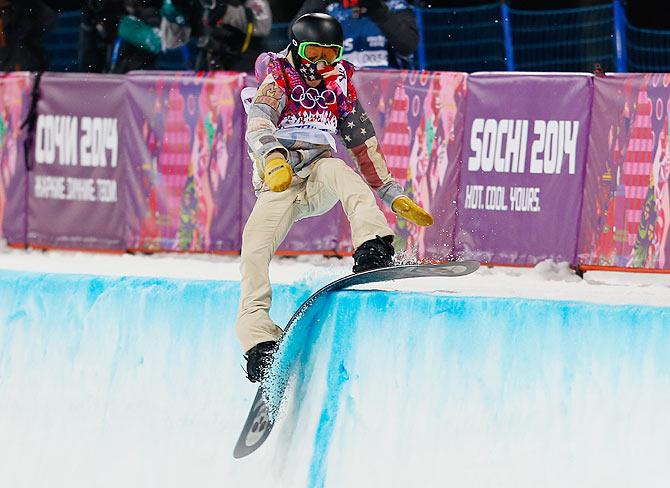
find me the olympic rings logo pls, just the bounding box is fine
[291,86,337,110]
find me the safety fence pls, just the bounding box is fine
[418,3,507,72]
[417,0,626,72]
[44,1,670,74]
[627,24,670,73]
[1,69,670,272]
[507,4,616,72]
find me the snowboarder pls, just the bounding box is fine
[237,12,432,382]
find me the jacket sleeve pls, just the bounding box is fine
[291,0,330,22]
[222,0,273,37]
[246,74,289,169]
[338,98,404,208]
[368,6,418,57]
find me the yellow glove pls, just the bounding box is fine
[392,196,434,227]
[264,154,292,192]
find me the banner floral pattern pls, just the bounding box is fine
[0,73,31,244]
[579,74,670,269]
[0,68,669,270]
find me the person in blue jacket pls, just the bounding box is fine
[292,0,418,69]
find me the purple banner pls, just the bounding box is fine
[14,68,670,271]
[125,71,246,252]
[0,73,32,246]
[354,69,467,259]
[578,74,670,270]
[28,73,127,250]
[457,74,593,265]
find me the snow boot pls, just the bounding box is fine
[352,235,394,273]
[244,341,277,383]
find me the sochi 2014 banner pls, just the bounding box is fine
[341,69,467,259]
[578,74,670,270]
[28,73,127,250]
[125,71,246,252]
[0,73,32,246]
[457,73,592,264]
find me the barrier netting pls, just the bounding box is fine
[419,4,506,72]
[40,3,670,74]
[627,24,670,73]
[43,10,81,73]
[509,4,615,72]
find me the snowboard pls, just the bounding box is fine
[232,260,480,459]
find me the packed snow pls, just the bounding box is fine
[0,247,668,307]
[1,247,669,487]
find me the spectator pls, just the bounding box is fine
[163,0,272,72]
[79,0,124,72]
[80,0,162,73]
[292,0,418,69]
[111,0,163,73]
[0,0,55,71]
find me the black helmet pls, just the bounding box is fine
[290,13,344,48]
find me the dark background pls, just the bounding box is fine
[40,1,669,29]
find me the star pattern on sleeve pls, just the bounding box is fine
[339,102,374,148]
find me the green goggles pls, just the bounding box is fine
[297,41,344,64]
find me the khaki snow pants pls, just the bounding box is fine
[235,157,393,353]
